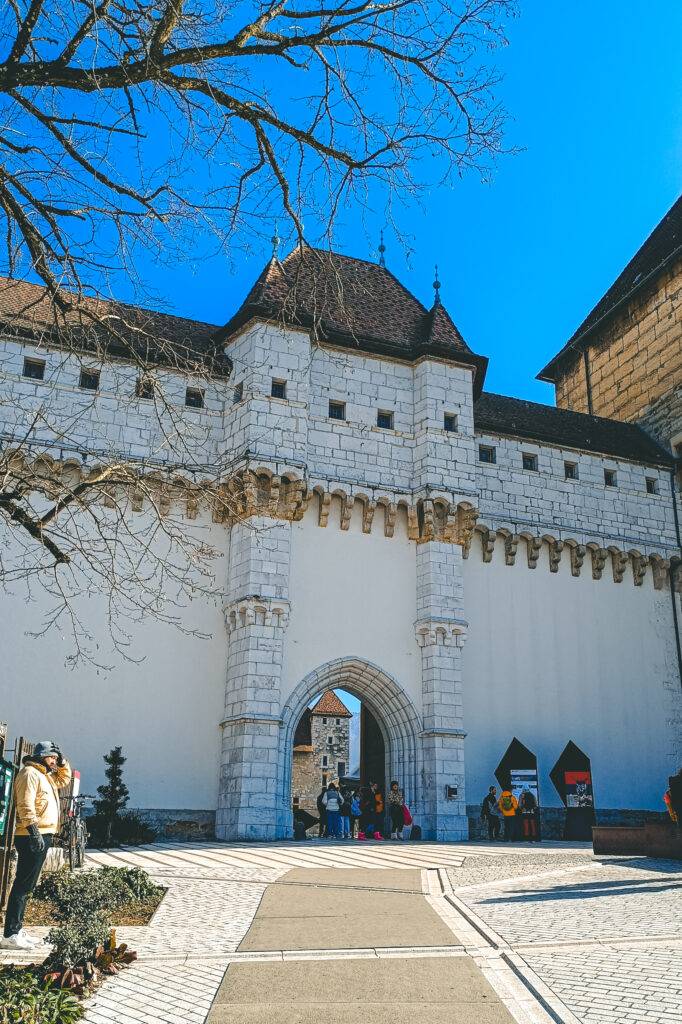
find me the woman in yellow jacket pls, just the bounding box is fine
[1,741,71,950]
[498,788,519,842]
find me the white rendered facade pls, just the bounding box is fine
[1,291,681,840]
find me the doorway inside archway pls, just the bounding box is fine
[291,688,386,832]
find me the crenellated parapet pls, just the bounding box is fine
[464,518,680,591]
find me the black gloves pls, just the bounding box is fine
[28,824,45,854]
[52,745,65,767]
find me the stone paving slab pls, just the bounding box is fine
[207,957,516,1024]
[238,868,459,952]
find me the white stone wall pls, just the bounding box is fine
[475,430,674,554]
[462,538,682,811]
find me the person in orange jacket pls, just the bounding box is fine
[498,788,519,842]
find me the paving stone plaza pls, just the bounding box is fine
[3,840,680,1024]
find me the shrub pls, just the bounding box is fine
[45,915,110,972]
[34,865,163,920]
[86,810,156,847]
[0,965,83,1023]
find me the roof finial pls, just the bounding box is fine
[433,264,441,306]
[271,221,281,261]
[378,229,386,268]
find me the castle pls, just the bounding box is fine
[1,195,681,841]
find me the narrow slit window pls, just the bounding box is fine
[329,400,346,420]
[233,382,243,404]
[478,444,496,464]
[79,368,100,391]
[377,409,394,430]
[185,387,205,409]
[271,379,286,399]
[23,357,45,381]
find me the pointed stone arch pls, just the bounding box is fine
[277,657,423,837]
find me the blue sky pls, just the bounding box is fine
[109,2,682,403]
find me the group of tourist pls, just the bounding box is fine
[317,780,411,840]
[481,784,540,842]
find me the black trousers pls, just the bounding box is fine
[486,815,501,840]
[389,804,404,833]
[4,834,53,937]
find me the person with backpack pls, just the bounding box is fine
[322,783,343,838]
[357,784,377,840]
[387,780,405,840]
[519,788,539,841]
[350,790,361,837]
[340,788,352,839]
[498,787,518,841]
[480,786,501,841]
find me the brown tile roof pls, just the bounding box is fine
[218,245,488,394]
[475,392,672,466]
[0,276,229,375]
[309,690,353,718]
[538,194,682,380]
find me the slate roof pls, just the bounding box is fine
[0,276,229,375]
[539,194,682,380]
[218,245,488,395]
[309,690,353,718]
[474,392,672,466]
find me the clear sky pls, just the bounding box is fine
[124,1,682,404]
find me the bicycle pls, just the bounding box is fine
[58,794,92,870]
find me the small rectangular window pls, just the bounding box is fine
[135,376,154,400]
[233,382,243,404]
[377,409,394,430]
[564,461,578,480]
[338,762,346,779]
[646,476,659,494]
[604,468,617,487]
[322,755,328,767]
[23,357,45,381]
[327,735,333,745]
[322,717,327,725]
[335,718,340,725]
[79,368,100,391]
[443,413,458,433]
[322,772,328,787]
[271,378,286,399]
[522,453,538,472]
[329,400,346,420]
[479,444,496,464]
[185,387,205,409]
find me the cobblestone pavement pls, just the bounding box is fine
[3,841,680,1024]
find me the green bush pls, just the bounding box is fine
[45,915,110,972]
[34,865,163,920]
[0,966,83,1024]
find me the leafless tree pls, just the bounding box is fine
[0,0,516,662]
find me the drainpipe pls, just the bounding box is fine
[583,348,594,415]
[669,465,682,690]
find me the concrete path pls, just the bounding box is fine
[209,866,515,1024]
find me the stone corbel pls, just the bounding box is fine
[225,596,291,633]
[339,492,354,531]
[479,526,495,563]
[525,535,542,569]
[503,534,519,566]
[267,475,281,516]
[414,618,468,648]
[406,505,419,541]
[631,553,649,587]
[569,544,586,577]
[547,538,564,573]
[651,556,670,591]
[318,491,331,528]
[420,499,435,542]
[458,506,478,557]
[186,491,199,521]
[590,546,608,580]
[383,503,397,538]
[610,547,628,583]
[362,500,376,535]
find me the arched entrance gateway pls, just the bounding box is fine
[278,659,423,838]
